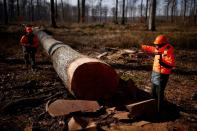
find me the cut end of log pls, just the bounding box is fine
[68,58,119,100]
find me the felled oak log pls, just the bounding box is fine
[34,29,119,100]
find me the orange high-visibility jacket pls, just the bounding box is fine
[141,43,175,74]
[20,34,39,48]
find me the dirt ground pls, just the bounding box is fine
[0,25,197,131]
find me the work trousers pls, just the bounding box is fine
[151,71,169,107]
[22,46,37,69]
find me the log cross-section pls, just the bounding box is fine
[34,29,119,100]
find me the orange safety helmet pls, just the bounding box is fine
[25,27,33,33]
[154,35,168,45]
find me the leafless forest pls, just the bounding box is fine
[0,0,197,131]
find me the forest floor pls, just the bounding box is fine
[0,24,197,131]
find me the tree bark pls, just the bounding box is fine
[34,29,119,100]
[3,0,8,25]
[148,0,156,31]
[50,0,57,27]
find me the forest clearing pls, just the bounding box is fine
[0,23,196,131]
[0,0,197,131]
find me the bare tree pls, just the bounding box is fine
[55,0,58,19]
[145,0,149,20]
[183,0,187,21]
[50,0,57,27]
[115,0,118,24]
[189,0,196,24]
[193,0,197,24]
[99,0,102,23]
[9,0,15,21]
[61,0,65,21]
[165,0,171,21]
[30,0,34,21]
[148,0,156,31]
[103,6,108,22]
[170,0,177,23]
[128,0,137,22]
[17,0,20,17]
[78,0,80,23]
[121,0,125,25]
[140,0,143,18]
[3,0,8,24]
[81,0,85,23]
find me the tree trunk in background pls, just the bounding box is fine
[61,0,64,21]
[148,0,156,31]
[81,0,85,23]
[166,0,170,21]
[171,0,176,23]
[183,0,187,21]
[121,0,125,25]
[140,0,143,18]
[50,0,57,27]
[194,0,197,24]
[115,0,118,24]
[3,0,8,25]
[30,0,34,22]
[189,0,195,23]
[78,0,80,23]
[145,0,149,21]
[55,0,58,19]
[16,0,20,17]
[9,0,14,21]
[99,0,102,23]
[34,29,119,100]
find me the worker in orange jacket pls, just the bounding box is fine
[141,35,175,108]
[20,26,39,70]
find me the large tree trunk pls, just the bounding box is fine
[34,29,119,100]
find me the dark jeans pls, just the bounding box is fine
[151,71,169,107]
[22,46,37,69]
